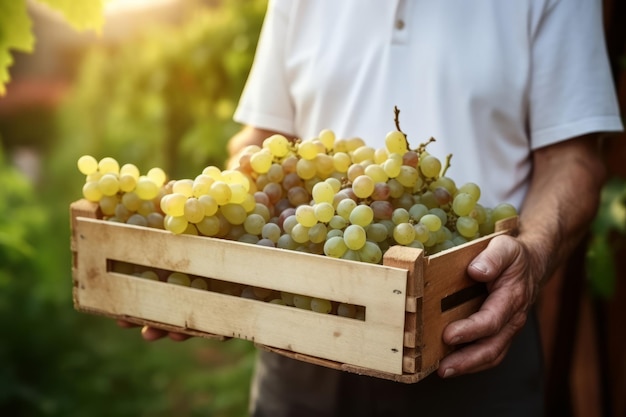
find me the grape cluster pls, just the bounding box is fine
[76,127,517,316]
[77,129,518,260]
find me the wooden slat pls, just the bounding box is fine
[74,216,408,374]
[419,218,519,369]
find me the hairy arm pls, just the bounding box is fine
[438,134,606,377]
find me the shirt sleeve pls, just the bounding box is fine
[529,0,623,149]
[233,0,296,135]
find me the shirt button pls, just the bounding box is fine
[395,19,405,30]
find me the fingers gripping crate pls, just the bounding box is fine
[70,199,518,383]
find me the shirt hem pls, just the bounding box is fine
[531,116,624,150]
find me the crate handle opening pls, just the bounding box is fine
[440,283,487,313]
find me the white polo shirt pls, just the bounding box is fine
[234,0,622,209]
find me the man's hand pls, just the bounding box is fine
[117,320,191,342]
[438,235,539,377]
[438,134,606,378]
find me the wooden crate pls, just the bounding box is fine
[70,199,518,383]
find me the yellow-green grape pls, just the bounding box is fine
[308,223,328,244]
[456,216,479,238]
[222,169,249,188]
[395,165,419,188]
[99,195,118,216]
[146,212,164,229]
[366,222,388,243]
[241,194,257,213]
[295,205,317,227]
[184,197,205,223]
[323,236,348,258]
[98,173,120,196]
[313,202,335,223]
[192,174,214,197]
[293,294,312,310]
[137,200,155,217]
[341,249,360,261]
[261,222,281,242]
[250,149,273,174]
[408,203,428,222]
[191,278,209,290]
[349,204,374,227]
[266,163,285,183]
[336,199,357,220]
[83,181,102,202]
[114,203,132,222]
[269,298,286,305]
[118,174,137,193]
[419,213,442,232]
[328,215,347,230]
[333,152,351,173]
[164,215,188,234]
[296,158,316,180]
[383,156,402,178]
[265,134,291,157]
[374,148,389,164]
[220,204,247,225]
[196,216,220,236]
[121,192,141,211]
[135,177,159,200]
[85,171,102,183]
[167,272,190,286]
[140,270,159,281]
[228,183,248,204]
[311,298,332,314]
[290,223,310,244]
[352,146,376,164]
[452,192,476,217]
[297,140,319,160]
[312,181,335,204]
[127,214,148,227]
[198,195,218,217]
[208,181,232,206]
[364,164,388,183]
[351,175,375,199]
[280,291,295,306]
[413,223,430,243]
[337,303,357,318]
[147,167,167,187]
[385,130,408,154]
[183,222,199,235]
[98,157,119,174]
[172,179,193,197]
[393,222,416,245]
[119,162,139,178]
[244,213,266,235]
[492,203,518,224]
[458,182,481,202]
[358,241,383,264]
[325,177,341,193]
[470,203,487,224]
[252,203,271,222]
[419,155,442,178]
[391,208,410,225]
[428,207,448,226]
[77,155,98,175]
[161,193,187,217]
[343,224,367,250]
[318,129,335,150]
[202,165,224,181]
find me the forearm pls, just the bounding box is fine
[517,134,607,289]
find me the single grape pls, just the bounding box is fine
[385,130,408,154]
[349,204,374,227]
[310,298,332,314]
[343,224,367,250]
[77,155,98,175]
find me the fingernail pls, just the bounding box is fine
[470,261,487,274]
[449,336,460,345]
[443,368,456,378]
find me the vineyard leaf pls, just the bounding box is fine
[0,0,35,95]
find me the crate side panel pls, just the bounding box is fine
[74,218,407,374]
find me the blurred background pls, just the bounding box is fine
[0,0,624,416]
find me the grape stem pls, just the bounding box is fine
[393,106,410,151]
[441,154,453,177]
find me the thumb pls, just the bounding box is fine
[467,235,515,282]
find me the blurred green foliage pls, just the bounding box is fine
[1,0,268,415]
[586,177,626,298]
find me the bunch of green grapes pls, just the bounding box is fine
[76,123,518,317]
